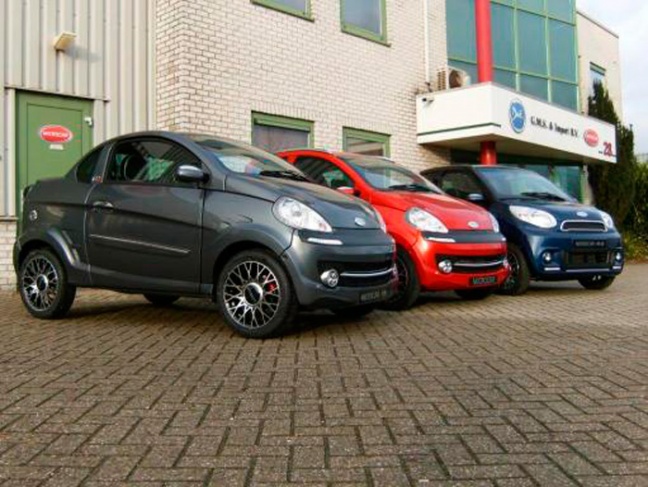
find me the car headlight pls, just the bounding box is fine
[406,207,449,233]
[509,205,557,229]
[601,211,615,230]
[488,212,500,233]
[273,197,332,233]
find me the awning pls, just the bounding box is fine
[416,83,617,163]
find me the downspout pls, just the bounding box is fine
[423,0,431,85]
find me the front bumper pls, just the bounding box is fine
[524,231,624,280]
[411,231,510,291]
[281,229,397,309]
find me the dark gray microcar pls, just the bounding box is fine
[14,132,397,338]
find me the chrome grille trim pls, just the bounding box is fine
[560,220,607,232]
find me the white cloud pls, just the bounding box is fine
[578,0,648,153]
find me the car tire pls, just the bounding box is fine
[498,243,530,296]
[380,248,420,311]
[216,249,298,339]
[144,294,180,307]
[455,287,496,301]
[333,305,375,319]
[19,248,76,319]
[578,275,616,290]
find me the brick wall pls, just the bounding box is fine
[156,0,451,171]
[0,220,17,291]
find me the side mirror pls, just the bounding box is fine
[176,165,208,183]
[467,193,486,203]
[337,186,359,197]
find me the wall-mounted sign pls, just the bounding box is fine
[39,125,74,144]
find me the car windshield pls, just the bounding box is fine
[340,154,442,193]
[192,136,307,180]
[477,167,574,202]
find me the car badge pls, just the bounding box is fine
[354,217,367,227]
[577,211,588,218]
[468,221,480,229]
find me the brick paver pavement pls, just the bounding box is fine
[0,265,647,486]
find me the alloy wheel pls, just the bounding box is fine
[502,250,520,292]
[22,255,60,312]
[223,260,281,329]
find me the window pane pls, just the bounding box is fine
[551,80,578,110]
[277,0,307,12]
[554,165,582,200]
[520,74,548,100]
[448,61,478,85]
[518,0,545,13]
[446,0,476,62]
[547,0,574,22]
[518,11,548,75]
[346,137,386,156]
[342,0,383,36]
[590,65,606,97]
[549,20,576,81]
[495,69,517,89]
[76,148,101,183]
[252,125,310,153]
[492,4,515,69]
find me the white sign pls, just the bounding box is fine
[417,83,617,163]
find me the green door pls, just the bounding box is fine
[16,92,93,212]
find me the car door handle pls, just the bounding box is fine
[92,200,114,211]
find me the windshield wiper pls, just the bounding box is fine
[520,191,567,202]
[259,170,309,182]
[388,184,433,192]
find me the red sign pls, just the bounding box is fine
[39,125,74,144]
[584,129,599,148]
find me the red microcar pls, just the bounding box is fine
[278,150,510,309]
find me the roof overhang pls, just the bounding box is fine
[416,83,617,164]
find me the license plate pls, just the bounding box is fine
[360,288,390,303]
[573,240,606,249]
[470,275,498,287]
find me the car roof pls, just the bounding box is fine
[280,148,395,163]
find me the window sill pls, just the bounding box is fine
[341,25,390,47]
[251,0,314,22]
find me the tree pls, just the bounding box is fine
[587,83,637,228]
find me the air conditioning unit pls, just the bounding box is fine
[436,66,471,91]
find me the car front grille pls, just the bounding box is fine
[561,220,607,232]
[563,250,612,269]
[318,256,394,288]
[436,254,507,274]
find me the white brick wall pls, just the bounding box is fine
[0,220,17,291]
[156,0,451,171]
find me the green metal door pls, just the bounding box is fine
[16,92,93,211]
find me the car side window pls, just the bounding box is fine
[106,139,201,186]
[439,172,482,199]
[294,157,353,189]
[76,147,102,183]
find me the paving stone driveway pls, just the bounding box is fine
[0,265,647,486]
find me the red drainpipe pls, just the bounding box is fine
[475,0,497,165]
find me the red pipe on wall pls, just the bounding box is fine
[475,0,497,165]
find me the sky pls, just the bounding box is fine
[577,0,648,153]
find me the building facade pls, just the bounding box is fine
[0,0,622,289]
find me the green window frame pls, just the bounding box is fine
[252,112,314,152]
[343,128,391,157]
[340,0,388,45]
[251,0,312,21]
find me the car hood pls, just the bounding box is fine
[372,190,494,231]
[503,199,607,223]
[225,174,382,230]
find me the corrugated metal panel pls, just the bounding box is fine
[1,0,156,217]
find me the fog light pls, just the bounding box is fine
[320,269,339,288]
[615,252,623,262]
[438,260,453,274]
[542,251,553,263]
